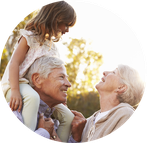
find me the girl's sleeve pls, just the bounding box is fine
[14,29,33,50]
[19,29,33,46]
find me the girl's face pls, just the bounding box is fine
[58,23,69,35]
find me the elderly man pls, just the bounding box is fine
[10,56,86,142]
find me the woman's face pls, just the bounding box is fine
[95,68,122,93]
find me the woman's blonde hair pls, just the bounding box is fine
[25,1,76,43]
[117,64,145,107]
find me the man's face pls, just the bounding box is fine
[40,65,71,106]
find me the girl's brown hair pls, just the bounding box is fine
[25,1,76,43]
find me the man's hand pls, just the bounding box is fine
[50,129,62,141]
[38,113,54,135]
[71,110,87,142]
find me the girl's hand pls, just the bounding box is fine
[10,89,22,112]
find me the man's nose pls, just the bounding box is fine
[65,78,71,87]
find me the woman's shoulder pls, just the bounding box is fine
[114,103,135,116]
[119,103,135,110]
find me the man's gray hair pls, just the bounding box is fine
[117,64,145,106]
[25,56,64,87]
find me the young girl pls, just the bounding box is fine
[1,1,76,142]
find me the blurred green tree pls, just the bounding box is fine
[67,91,100,118]
[0,48,8,80]
[6,10,38,57]
[64,38,103,117]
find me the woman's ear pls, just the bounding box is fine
[115,84,127,94]
[32,73,43,88]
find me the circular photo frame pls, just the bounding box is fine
[0,0,147,143]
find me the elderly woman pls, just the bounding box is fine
[71,64,145,142]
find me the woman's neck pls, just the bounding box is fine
[99,92,120,112]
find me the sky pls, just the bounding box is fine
[56,2,146,89]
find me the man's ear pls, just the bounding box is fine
[32,73,43,88]
[115,84,127,94]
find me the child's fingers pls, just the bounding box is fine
[10,99,15,111]
[18,100,22,112]
[14,99,19,111]
[9,99,12,109]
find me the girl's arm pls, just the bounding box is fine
[9,36,29,112]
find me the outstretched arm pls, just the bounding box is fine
[9,36,29,112]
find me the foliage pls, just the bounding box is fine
[64,38,103,94]
[67,91,100,118]
[0,10,38,79]
[0,48,8,80]
[64,38,103,117]
[3,11,37,59]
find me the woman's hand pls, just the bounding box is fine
[10,89,22,112]
[71,110,87,142]
[38,113,54,135]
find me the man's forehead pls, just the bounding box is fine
[52,66,68,76]
[59,72,68,77]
